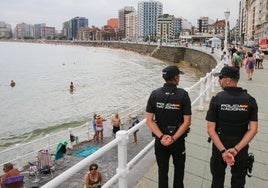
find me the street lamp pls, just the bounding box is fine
[224,9,230,51]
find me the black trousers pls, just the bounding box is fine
[210,143,248,188]
[155,138,186,188]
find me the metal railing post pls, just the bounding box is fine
[116,130,129,188]
[86,122,90,141]
[198,77,205,111]
[15,144,23,171]
[205,73,211,102]
[210,70,216,94]
[46,134,50,150]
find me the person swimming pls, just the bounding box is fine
[10,80,16,87]
[70,82,75,91]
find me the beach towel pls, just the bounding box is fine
[75,146,99,157]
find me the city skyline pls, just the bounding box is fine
[0,0,239,30]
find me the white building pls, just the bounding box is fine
[126,11,137,41]
[137,1,163,40]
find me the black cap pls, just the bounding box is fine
[213,66,240,79]
[162,66,184,79]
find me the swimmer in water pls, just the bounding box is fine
[10,80,16,87]
[70,82,75,91]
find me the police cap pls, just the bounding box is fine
[213,66,240,79]
[162,65,184,79]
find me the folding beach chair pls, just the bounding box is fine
[28,150,54,182]
[4,174,24,188]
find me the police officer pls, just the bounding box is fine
[206,66,258,188]
[146,65,191,188]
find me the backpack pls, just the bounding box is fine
[248,61,254,69]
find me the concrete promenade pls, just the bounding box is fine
[135,59,268,188]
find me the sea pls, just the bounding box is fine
[0,41,201,150]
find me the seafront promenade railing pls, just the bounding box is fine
[41,63,224,187]
[0,45,224,187]
[0,101,146,174]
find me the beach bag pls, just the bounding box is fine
[248,61,254,69]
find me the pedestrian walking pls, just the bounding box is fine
[146,65,191,188]
[244,52,255,80]
[206,66,258,188]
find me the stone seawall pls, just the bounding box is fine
[45,40,217,74]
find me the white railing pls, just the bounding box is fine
[0,101,147,174]
[0,46,224,187]
[42,60,224,188]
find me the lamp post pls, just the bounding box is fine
[224,9,230,51]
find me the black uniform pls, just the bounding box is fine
[206,87,258,188]
[146,83,191,188]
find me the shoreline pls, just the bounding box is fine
[0,39,214,74]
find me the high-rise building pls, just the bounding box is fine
[41,26,55,39]
[239,0,268,45]
[34,23,46,39]
[118,6,135,39]
[0,22,12,39]
[63,21,72,39]
[70,17,88,39]
[197,16,214,33]
[253,0,268,42]
[157,14,174,40]
[172,18,182,39]
[14,23,34,39]
[138,1,163,40]
[125,11,137,40]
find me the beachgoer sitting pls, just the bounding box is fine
[84,163,103,188]
[0,163,20,188]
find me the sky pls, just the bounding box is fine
[0,0,240,31]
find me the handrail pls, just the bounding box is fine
[1,46,225,187]
[42,62,225,187]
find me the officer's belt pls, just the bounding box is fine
[216,121,248,139]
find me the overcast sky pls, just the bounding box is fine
[0,0,240,31]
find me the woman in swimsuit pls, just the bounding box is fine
[84,163,103,188]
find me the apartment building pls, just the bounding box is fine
[239,0,268,45]
[157,14,174,40]
[118,6,135,39]
[14,23,34,39]
[137,1,163,40]
[125,11,137,40]
[0,22,12,39]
